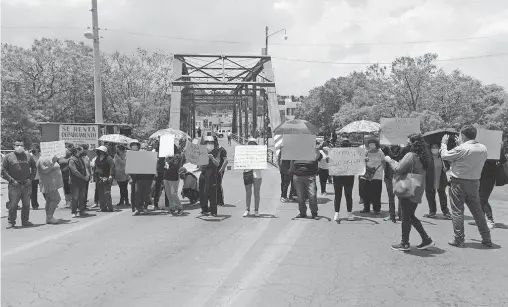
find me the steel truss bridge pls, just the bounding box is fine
[170,54,282,145]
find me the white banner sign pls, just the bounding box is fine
[234,145,268,170]
[328,148,366,176]
[477,129,503,160]
[40,141,66,159]
[125,151,157,174]
[59,125,98,149]
[158,134,175,158]
[380,118,420,145]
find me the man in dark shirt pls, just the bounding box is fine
[68,145,90,217]
[2,141,37,228]
[278,147,296,202]
[199,136,221,216]
[473,159,500,229]
[291,146,323,219]
[213,135,228,206]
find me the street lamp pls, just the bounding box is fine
[264,26,288,55]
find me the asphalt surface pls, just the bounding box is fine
[2,139,508,307]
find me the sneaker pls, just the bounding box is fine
[254,211,259,217]
[210,213,218,217]
[200,211,209,216]
[426,213,437,219]
[72,213,78,218]
[347,212,355,221]
[91,203,99,208]
[359,209,370,214]
[391,243,410,251]
[21,221,33,227]
[311,212,318,219]
[416,238,435,250]
[243,211,250,217]
[334,212,340,221]
[481,240,493,248]
[176,209,183,215]
[487,220,495,229]
[384,215,396,223]
[443,213,452,220]
[448,239,465,248]
[359,200,364,205]
[133,210,140,216]
[46,218,60,224]
[321,192,327,197]
[295,213,307,219]
[6,222,15,229]
[280,197,287,203]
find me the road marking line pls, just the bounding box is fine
[2,210,129,258]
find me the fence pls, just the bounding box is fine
[230,134,278,168]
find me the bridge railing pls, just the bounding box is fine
[231,134,278,168]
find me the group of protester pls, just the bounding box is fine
[276,125,508,251]
[1,134,231,228]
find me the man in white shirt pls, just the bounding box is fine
[440,125,492,248]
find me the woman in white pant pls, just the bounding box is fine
[243,138,262,217]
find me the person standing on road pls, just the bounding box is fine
[227,131,232,146]
[332,140,355,222]
[425,143,452,220]
[243,138,262,217]
[164,144,184,215]
[37,155,64,224]
[68,146,90,218]
[440,125,492,248]
[199,136,220,217]
[94,146,115,212]
[152,140,169,210]
[382,145,401,223]
[58,145,73,208]
[129,141,155,216]
[30,145,41,210]
[291,145,323,219]
[214,135,228,207]
[386,133,434,252]
[80,144,92,209]
[317,143,330,196]
[2,141,37,228]
[360,138,385,214]
[278,146,296,202]
[114,145,130,207]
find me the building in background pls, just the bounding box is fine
[277,95,304,121]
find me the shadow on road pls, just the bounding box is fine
[197,214,231,222]
[12,223,45,230]
[343,217,380,225]
[245,214,278,219]
[468,240,502,250]
[220,204,237,208]
[494,223,508,230]
[407,247,446,258]
[317,198,330,204]
[78,213,97,218]
[183,203,201,210]
[353,210,390,219]
[138,211,170,216]
[168,212,191,217]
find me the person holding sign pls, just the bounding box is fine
[164,144,184,215]
[440,126,492,248]
[199,136,221,217]
[331,140,356,222]
[360,138,385,215]
[128,141,156,216]
[37,155,64,224]
[291,144,323,219]
[243,138,262,217]
[385,134,434,252]
[94,146,116,213]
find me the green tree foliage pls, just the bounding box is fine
[1,39,172,149]
[296,53,508,138]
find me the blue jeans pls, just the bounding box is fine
[293,175,318,215]
[8,182,32,225]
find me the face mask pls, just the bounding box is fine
[431,149,439,155]
[368,144,376,151]
[14,147,25,154]
[206,144,214,152]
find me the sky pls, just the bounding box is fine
[2,0,508,96]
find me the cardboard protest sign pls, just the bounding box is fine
[40,141,66,159]
[328,148,366,176]
[234,145,267,170]
[477,129,503,160]
[380,118,420,145]
[158,134,175,158]
[184,143,208,165]
[125,151,157,174]
[281,134,316,161]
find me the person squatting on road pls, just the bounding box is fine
[94,146,116,212]
[179,167,199,204]
[332,139,355,222]
[291,144,323,219]
[386,133,434,252]
[114,144,130,207]
[68,145,90,218]
[214,135,228,207]
[164,144,184,215]
[2,141,37,228]
[129,141,155,216]
[243,138,262,217]
[440,125,493,248]
[199,136,221,217]
[37,154,64,224]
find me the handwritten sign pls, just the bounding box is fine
[380,118,420,145]
[125,151,157,174]
[40,141,66,159]
[477,129,503,160]
[234,145,267,170]
[184,143,208,165]
[328,148,366,176]
[281,134,316,160]
[158,134,175,158]
[59,125,98,149]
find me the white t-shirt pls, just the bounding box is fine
[318,149,329,170]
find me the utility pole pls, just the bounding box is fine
[265,26,269,55]
[91,0,103,124]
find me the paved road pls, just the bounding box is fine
[2,139,508,307]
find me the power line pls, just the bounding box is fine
[271,52,508,65]
[2,25,507,47]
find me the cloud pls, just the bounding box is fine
[2,0,508,96]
